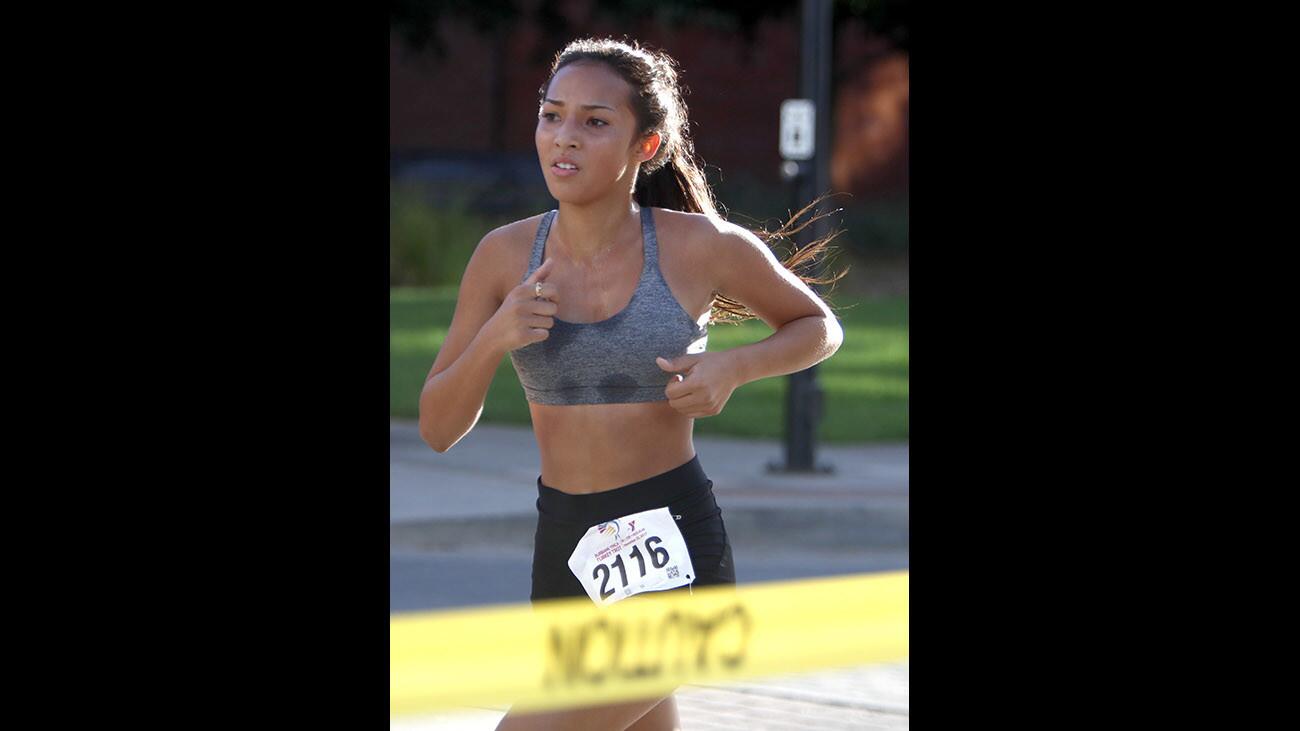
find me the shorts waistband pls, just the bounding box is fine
[536,454,711,525]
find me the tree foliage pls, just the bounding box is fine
[391,0,909,55]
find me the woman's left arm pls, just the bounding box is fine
[656,222,844,418]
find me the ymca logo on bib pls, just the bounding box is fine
[567,507,695,606]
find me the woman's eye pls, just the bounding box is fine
[540,112,558,121]
[588,118,608,127]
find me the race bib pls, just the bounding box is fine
[567,507,696,606]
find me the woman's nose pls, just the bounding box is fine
[555,122,579,148]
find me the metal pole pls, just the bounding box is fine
[769,0,834,476]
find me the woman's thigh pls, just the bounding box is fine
[626,696,680,731]
[495,694,677,731]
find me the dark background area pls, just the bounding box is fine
[390,0,908,194]
[388,0,910,291]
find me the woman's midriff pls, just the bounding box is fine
[529,399,696,494]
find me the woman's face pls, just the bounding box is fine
[536,62,652,205]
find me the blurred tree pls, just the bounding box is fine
[390,0,519,54]
[837,0,908,51]
[391,0,909,55]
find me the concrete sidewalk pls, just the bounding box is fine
[390,420,908,522]
[390,419,909,729]
[392,661,910,730]
[390,420,908,553]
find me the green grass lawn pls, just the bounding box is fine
[391,288,908,442]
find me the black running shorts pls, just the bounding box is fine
[530,454,736,603]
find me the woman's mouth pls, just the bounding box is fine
[551,162,580,177]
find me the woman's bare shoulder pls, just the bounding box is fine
[475,211,548,263]
[479,212,548,250]
[650,206,755,242]
[462,212,549,298]
[649,207,755,263]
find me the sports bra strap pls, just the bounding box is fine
[527,210,557,276]
[639,205,659,269]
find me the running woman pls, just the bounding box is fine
[418,37,846,731]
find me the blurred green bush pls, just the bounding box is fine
[390,181,497,287]
[711,172,909,257]
[390,175,907,287]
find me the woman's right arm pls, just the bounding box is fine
[418,230,558,452]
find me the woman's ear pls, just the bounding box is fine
[637,132,662,162]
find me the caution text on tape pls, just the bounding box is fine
[391,570,908,716]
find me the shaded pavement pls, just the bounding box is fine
[390,419,909,729]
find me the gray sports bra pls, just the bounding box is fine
[508,206,710,405]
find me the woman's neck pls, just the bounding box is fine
[552,197,641,263]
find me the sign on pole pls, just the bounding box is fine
[779,99,815,160]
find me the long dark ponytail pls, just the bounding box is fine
[542,38,848,324]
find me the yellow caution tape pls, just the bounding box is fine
[391,570,908,716]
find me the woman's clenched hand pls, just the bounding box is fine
[484,258,560,352]
[655,353,741,418]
